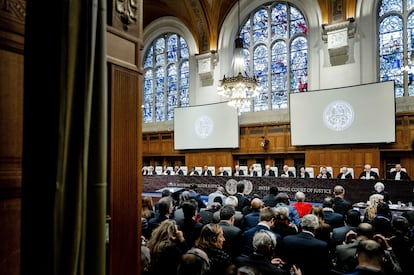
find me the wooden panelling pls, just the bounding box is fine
[109,65,140,275]
[0,198,21,275]
[0,28,24,275]
[0,49,24,157]
[143,113,414,179]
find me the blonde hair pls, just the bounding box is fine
[365,194,384,222]
[147,220,177,257]
[142,196,154,219]
[195,224,223,250]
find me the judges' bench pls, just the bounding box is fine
[142,176,414,205]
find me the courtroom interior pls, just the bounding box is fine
[1,0,414,274]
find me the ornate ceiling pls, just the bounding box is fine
[143,0,356,54]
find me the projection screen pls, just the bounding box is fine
[289,81,396,146]
[174,102,239,150]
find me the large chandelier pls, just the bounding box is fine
[217,0,260,110]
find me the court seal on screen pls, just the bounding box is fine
[194,115,214,139]
[323,100,354,131]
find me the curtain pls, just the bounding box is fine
[22,0,107,274]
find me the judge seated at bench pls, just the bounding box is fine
[388,164,410,181]
[359,164,379,180]
[337,167,353,179]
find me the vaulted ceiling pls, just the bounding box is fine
[143,0,355,53]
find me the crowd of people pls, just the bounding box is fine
[140,183,414,275]
[142,163,410,181]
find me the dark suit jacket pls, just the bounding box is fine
[389,170,410,180]
[233,169,244,176]
[280,171,295,178]
[333,197,353,216]
[176,169,184,175]
[243,211,260,230]
[297,171,310,178]
[218,221,243,259]
[201,169,212,176]
[247,170,258,177]
[336,172,353,179]
[334,241,360,273]
[281,231,332,275]
[331,225,358,247]
[323,209,345,229]
[218,170,229,176]
[359,171,379,179]
[262,169,275,177]
[235,193,250,212]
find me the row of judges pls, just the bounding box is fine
[142,163,410,180]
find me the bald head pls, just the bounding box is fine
[251,198,263,210]
[334,185,345,196]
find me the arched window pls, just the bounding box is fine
[143,33,190,123]
[238,2,308,113]
[378,0,414,97]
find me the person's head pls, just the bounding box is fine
[356,240,385,269]
[203,165,208,171]
[356,222,374,239]
[212,196,223,207]
[321,166,328,174]
[219,167,224,172]
[274,206,289,221]
[283,165,289,172]
[374,182,385,193]
[299,166,305,173]
[294,191,306,202]
[301,214,319,232]
[391,216,411,236]
[395,164,402,171]
[161,189,172,198]
[340,167,348,174]
[250,198,263,210]
[180,191,191,202]
[236,182,245,194]
[269,186,279,196]
[265,164,271,170]
[333,185,345,197]
[142,196,154,210]
[364,164,372,172]
[225,196,238,208]
[148,219,179,253]
[275,192,290,205]
[196,224,225,250]
[345,209,362,227]
[235,164,240,170]
[219,204,235,221]
[177,248,210,275]
[182,200,197,220]
[322,196,334,208]
[158,196,173,216]
[259,207,276,223]
[252,230,277,258]
[310,206,325,222]
[368,193,384,207]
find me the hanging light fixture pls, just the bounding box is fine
[217,0,260,111]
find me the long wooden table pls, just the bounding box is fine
[142,175,414,205]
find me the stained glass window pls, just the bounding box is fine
[240,2,308,113]
[378,0,414,97]
[143,33,190,123]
